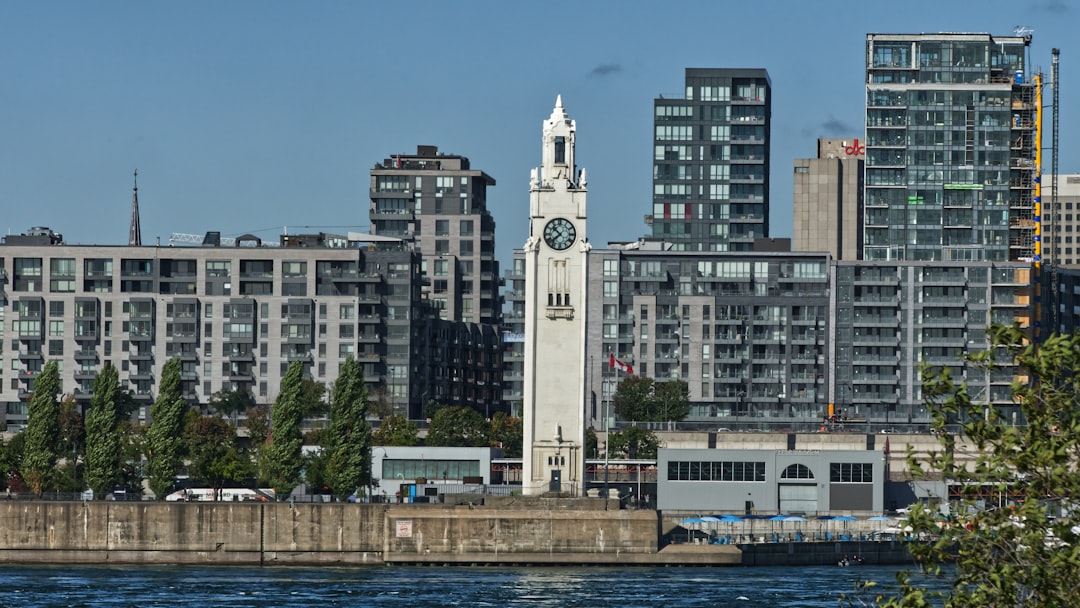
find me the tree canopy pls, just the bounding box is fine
[22,360,61,496]
[607,425,660,459]
[372,415,419,447]
[489,412,523,458]
[612,376,690,422]
[323,357,372,497]
[870,325,1080,607]
[262,361,305,496]
[425,406,490,448]
[84,363,123,498]
[146,358,188,499]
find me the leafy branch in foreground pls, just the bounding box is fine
[866,324,1080,608]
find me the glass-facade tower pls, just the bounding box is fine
[651,68,771,251]
[864,33,1035,262]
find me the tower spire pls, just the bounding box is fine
[129,168,142,246]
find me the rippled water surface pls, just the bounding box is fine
[0,564,952,607]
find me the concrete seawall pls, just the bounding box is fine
[0,501,914,567]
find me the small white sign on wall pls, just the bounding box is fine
[396,520,413,538]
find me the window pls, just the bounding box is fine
[49,320,64,337]
[339,304,355,319]
[459,220,474,236]
[667,460,765,482]
[781,464,815,479]
[435,240,449,255]
[460,240,473,255]
[282,261,307,278]
[830,463,873,483]
[433,259,449,276]
[435,220,450,236]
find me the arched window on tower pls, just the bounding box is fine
[554,136,566,164]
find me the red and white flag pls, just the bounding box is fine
[609,353,634,374]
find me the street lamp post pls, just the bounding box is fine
[603,441,610,501]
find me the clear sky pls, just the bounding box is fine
[3,1,1075,270]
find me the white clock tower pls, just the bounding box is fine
[522,96,589,496]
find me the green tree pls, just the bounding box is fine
[244,403,271,446]
[22,360,62,496]
[3,432,26,492]
[612,376,690,422]
[426,406,490,447]
[57,394,85,457]
[323,357,372,498]
[185,412,253,497]
[612,376,654,421]
[146,358,188,499]
[586,428,599,458]
[263,361,305,496]
[489,412,523,458]
[84,363,123,498]
[652,380,691,422]
[870,325,1080,607]
[298,378,327,419]
[372,415,420,447]
[209,387,254,419]
[607,425,660,459]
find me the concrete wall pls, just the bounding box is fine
[383,505,656,564]
[0,500,656,566]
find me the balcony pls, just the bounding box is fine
[74,370,98,381]
[75,349,99,361]
[17,350,43,362]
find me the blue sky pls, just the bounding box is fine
[3,1,1075,269]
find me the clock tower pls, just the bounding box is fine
[522,96,589,496]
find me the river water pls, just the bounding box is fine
[0,563,952,607]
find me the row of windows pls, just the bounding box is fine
[666,461,873,483]
[667,460,766,482]
[381,459,480,481]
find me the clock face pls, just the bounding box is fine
[543,218,577,251]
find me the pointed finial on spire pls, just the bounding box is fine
[548,94,569,123]
[129,167,143,246]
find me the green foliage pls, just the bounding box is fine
[84,363,123,498]
[586,428,599,458]
[607,425,660,459]
[208,388,255,417]
[263,361,305,495]
[57,394,84,458]
[367,387,395,420]
[244,403,271,447]
[372,415,420,447]
[425,406,490,448]
[489,412,523,458]
[184,413,253,494]
[323,357,372,497]
[146,358,188,499]
[3,432,26,491]
[875,325,1080,607]
[298,378,328,419]
[22,360,62,496]
[612,376,690,422]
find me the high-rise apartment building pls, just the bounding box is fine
[0,228,505,425]
[369,146,500,325]
[864,32,1036,262]
[1042,174,1080,266]
[650,68,771,252]
[793,138,864,260]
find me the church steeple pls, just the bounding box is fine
[129,168,142,246]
